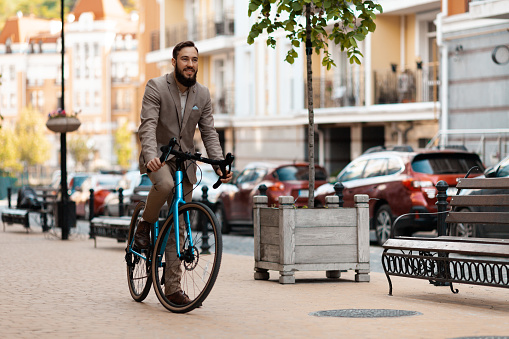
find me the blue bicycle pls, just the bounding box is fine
[125,138,234,313]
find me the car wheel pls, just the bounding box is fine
[375,204,394,246]
[216,204,231,234]
[449,208,476,237]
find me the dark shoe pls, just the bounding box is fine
[133,220,151,249]
[166,290,191,305]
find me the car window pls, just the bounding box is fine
[496,158,509,177]
[411,153,484,174]
[275,166,327,181]
[236,169,257,184]
[338,160,368,182]
[387,157,403,175]
[363,158,387,178]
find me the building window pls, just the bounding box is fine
[124,89,131,110]
[38,90,44,110]
[94,91,100,107]
[84,43,90,78]
[9,65,15,81]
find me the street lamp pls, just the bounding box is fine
[58,0,70,239]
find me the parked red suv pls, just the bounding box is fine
[216,162,328,233]
[314,146,484,246]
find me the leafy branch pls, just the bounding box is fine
[247,0,382,69]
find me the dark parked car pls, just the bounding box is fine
[314,146,485,245]
[216,162,328,233]
[451,156,509,238]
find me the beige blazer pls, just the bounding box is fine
[138,72,223,184]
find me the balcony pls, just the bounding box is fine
[305,74,364,109]
[469,0,509,19]
[150,15,234,52]
[212,87,234,115]
[374,64,440,104]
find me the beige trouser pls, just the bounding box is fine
[145,161,193,296]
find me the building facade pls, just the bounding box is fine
[437,0,509,166]
[145,0,444,175]
[0,0,140,173]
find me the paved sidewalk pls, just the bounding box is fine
[1,225,508,339]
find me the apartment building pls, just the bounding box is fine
[0,0,140,171]
[143,0,444,175]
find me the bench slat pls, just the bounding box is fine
[456,177,509,189]
[395,236,509,245]
[437,236,509,245]
[383,238,509,257]
[450,195,509,207]
[446,211,509,224]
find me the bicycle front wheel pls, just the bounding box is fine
[152,202,222,313]
[125,201,152,302]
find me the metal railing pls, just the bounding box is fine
[426,129,509,166]
[305,74,364,109]
[150,15,234,52]
[374,64,440,104]
[212,87,235,115]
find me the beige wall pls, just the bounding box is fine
[448,0,469,16]
[370,15,400,71]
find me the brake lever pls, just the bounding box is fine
[147,137,178,173]
[213,153,234,189]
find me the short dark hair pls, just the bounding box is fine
[172,41,198,59]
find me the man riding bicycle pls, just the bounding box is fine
[135,40,232,305]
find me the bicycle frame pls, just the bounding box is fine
[127,160,194,262]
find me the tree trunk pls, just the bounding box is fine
[306,4,315,208]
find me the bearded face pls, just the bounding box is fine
[173,46,199,88]
[175,62,197,87]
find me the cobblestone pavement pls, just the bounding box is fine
[1,223,509,339]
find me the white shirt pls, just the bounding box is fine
[179,89,189,119]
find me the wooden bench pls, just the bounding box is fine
[1,208,30,231]
[90,216,132,248]
[1,187,57,232]
[382,177,509,295]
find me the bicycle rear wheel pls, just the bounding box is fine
[152,202,222,313]
[125,201,152,302]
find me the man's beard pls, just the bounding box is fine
[175,66,197,87]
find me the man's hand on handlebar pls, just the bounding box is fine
[215,168,233,184]
[147,157,163,172]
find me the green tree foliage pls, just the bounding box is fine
[0,126,22,173]
[68,135,90,169]
[248,0,382,69]
[114,121,133,170]
[247,0,382,206]
[16,107,51,166]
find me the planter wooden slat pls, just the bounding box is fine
[260,225,279,245]
[295,245,358,264]
[294,208,357,227]
[260,208,279,226]
[295,227,357,246]
[260,244,279,262]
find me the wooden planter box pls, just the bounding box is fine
[253,194,370,284]
[46,117,81,133]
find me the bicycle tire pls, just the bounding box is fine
[125,201,152,302]
[151,202,222,313]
